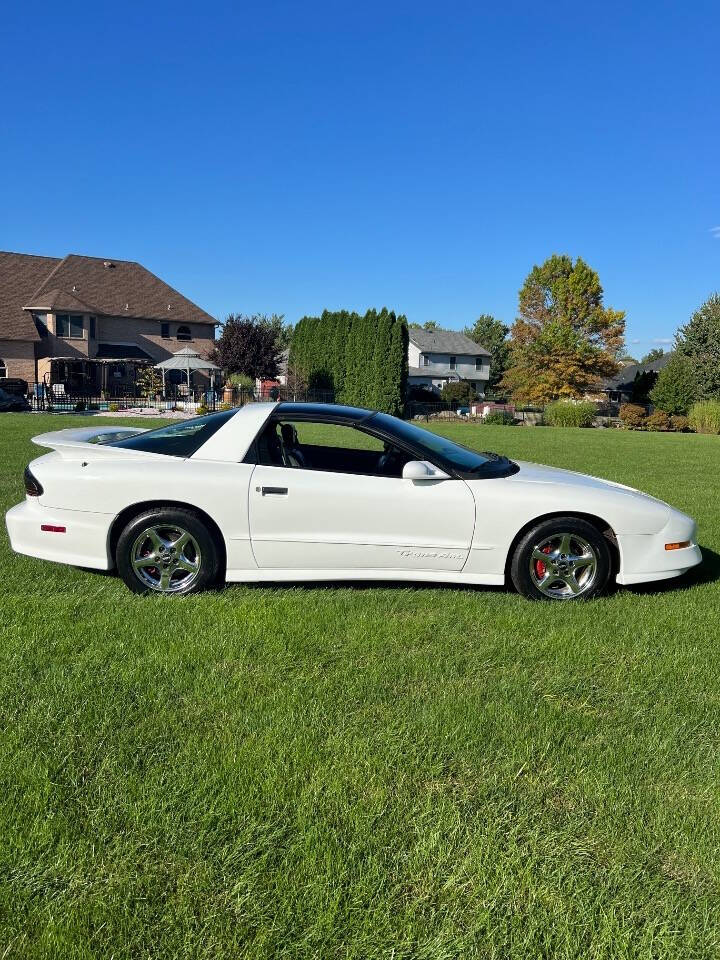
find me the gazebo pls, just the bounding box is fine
[154,346,221,397]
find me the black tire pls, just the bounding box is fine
[510,516,612,601]
[116,507,221,595]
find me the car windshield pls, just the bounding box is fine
[370,413,517,478]
[107,409,238,458]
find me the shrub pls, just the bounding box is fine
[483,410,516,426]
[649,354,697,415]
[195,404,209,416]
[218,402,232,412]
[689,400,720,435]
[619,403,646,429]
[108,402,119,413]
[670,414,690,432]
[408,385,439,403]
[544,400,596,428]
[645,410,671,431]
[441,380,476,406]
[228,373,255,391]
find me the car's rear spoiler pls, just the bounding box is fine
[31,426,150,459]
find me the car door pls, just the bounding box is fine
[247,418,476,572]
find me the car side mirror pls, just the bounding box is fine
[402,460,450,481]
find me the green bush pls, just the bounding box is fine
[670,414,690,432]
[619,403,646,429]
[689,400,720,435]
[441,380,476,406]
[645,410,671,432]
[108,403,119,413]
[228,373,255,391]
[483,410,516,426]
[195,404,209,416]
[649,354,697,415]
[544,400,596,428]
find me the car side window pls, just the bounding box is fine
[254,419,412,478]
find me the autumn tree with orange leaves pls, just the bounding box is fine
[502,255,625,405]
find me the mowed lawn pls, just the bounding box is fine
[2,413,720,959]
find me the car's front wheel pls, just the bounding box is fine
[116,507,221,595]
[510,516,612,601]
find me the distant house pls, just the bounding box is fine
[407,328,491,397]
[256,348,289,398]
[603,352,673,404]
[0,252,217,393]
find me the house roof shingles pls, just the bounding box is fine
[408,328,491,356]
[0,252,61,341]
[0,251,216,342]
[605,352,674,392]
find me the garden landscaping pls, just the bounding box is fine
[1,413,720,958]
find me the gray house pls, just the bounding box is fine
[603,352,674,404]
[407,328,491,397]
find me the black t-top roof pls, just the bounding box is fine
[274,402,375,424]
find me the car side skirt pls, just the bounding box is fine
[225,567,506,586]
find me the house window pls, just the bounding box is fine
[475,357,483,371]
[56,314,84,338]
[161,323,170,339]
[176,325,192,341]
[449,356,456,370]
[422,354,429,367]
[0,359,6,378]
[89,317,96,339]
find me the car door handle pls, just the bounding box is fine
[259,486,288,496]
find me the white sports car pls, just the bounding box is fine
[6,402,702,600]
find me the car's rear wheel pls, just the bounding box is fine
[116,507,220,595]
[510,516,612,601]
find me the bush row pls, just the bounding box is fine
[619,401,720,433]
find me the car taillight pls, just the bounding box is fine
[23,466,43,497]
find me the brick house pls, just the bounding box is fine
[0,252,217,394]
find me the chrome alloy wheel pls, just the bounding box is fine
[529,531,598,599]
[130,525,202,593]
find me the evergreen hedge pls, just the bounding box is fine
[289,309,408,415]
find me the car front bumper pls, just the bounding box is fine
[615,509,702,585]
[5,498,114,570]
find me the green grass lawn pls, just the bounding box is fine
[2,413,720,959]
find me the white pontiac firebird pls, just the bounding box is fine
[6,402,702,600]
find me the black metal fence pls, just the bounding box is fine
[27,384,337,414]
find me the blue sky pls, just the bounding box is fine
[2,0,718,352]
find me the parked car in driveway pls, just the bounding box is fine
[6,403,702,599]
[0,387,30,412]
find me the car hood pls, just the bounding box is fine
[509,460,666,501]
[493,459,675,534]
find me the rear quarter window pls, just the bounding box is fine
[108,409,237,458]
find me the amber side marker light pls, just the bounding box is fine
[665,541,691,551]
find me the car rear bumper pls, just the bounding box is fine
[615,510,702,585]
[5,499,113,570]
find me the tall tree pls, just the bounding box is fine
[641,347,665,363]
[462,314,510,391]
[408,320,439,330]
[289,307,408,414]
[502,254,625,404]
[675,293,720,399]
[213,314,282,379]
[256,313,293,350]
[649,354,697,414]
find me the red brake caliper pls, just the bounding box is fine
[535,545,552,578]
